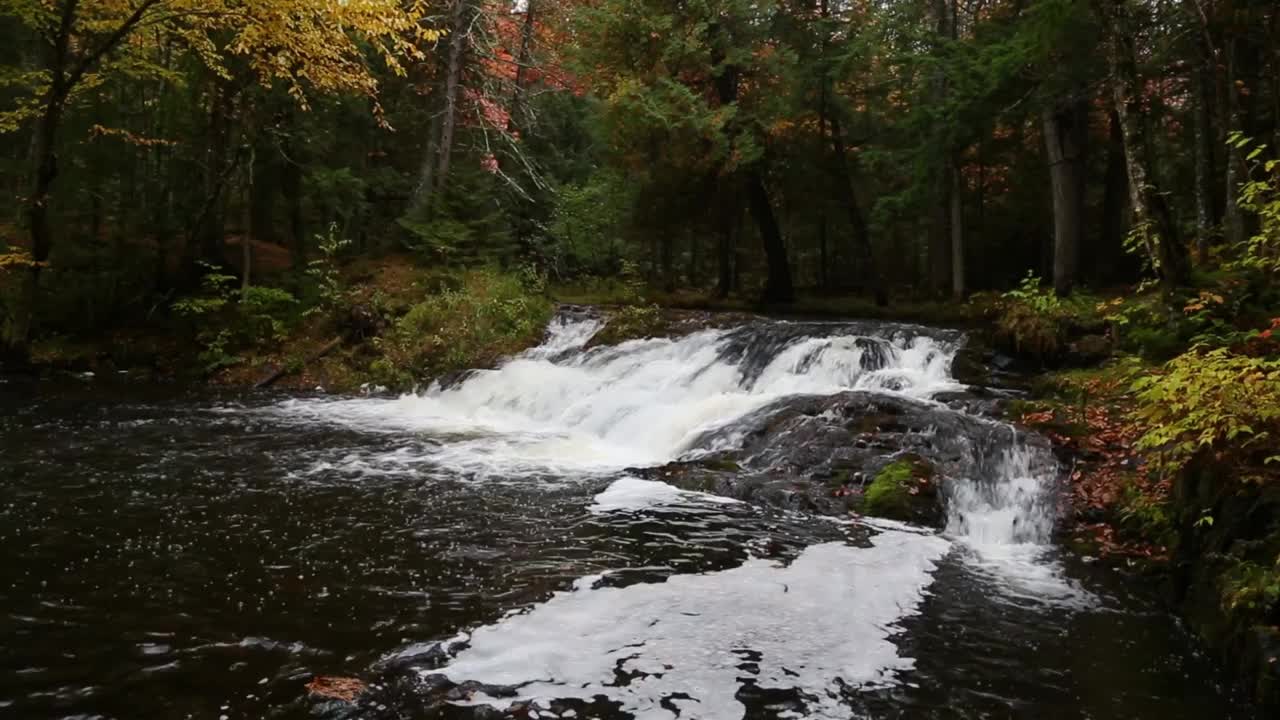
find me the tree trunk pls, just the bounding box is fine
[709,21,791,303]
[948,0,963,299]
[434,0,471,194]
[1044,100,1088,295]
[1190,25,1218,264]
[688,232,699,287]
[747,170,794,304]
[829,113,887,305]
[1100,109,1128,285]
[1108,0,1187,292]
[660,234,674,292]
[928,0,953,297]
[817,214,828,291]
[7,100,63,359]
[241,147,254,292]
[200,82,235,268]
[950,159,965,299]
[412,109,442,212]
[5,1,78,359]
[249,144,277,248]
[510,0,536,131]
[1222,28,1260,249]
[817,0,830,292]
[280,124,305,265]
[715,176,736,298]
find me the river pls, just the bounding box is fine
[0,313,1256,719]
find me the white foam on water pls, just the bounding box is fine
[589,476,742,514]
[432,529,951,719]
[267,317,962,477]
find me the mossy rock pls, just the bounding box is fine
[861,454,939,525]
[700,458,742,473]
[588,304,669,347]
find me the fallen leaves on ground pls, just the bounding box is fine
[1019,377,1169,561]
[306,676,367,703]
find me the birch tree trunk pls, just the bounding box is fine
[1108,0,1187,292]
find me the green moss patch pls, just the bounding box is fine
[863,455,936,522]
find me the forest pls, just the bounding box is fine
[2,0,1280,717]
[2,0,1277,334]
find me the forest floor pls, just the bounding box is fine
[1009,360,1174,564]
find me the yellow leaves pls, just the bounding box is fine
[3,0,438,130]
[213,0,435,99]
[88,124,176,147]
[0,251,47,271]
[1095,297,1125,313]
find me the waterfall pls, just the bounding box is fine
[271,314,964,475]
[271,313,1077,582]
[946,440,1058,546]
[269,312,1095,713]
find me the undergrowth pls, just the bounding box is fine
[371,267,553,388]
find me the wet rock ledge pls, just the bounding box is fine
[629,389,1054,528]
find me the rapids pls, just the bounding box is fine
[0,311,1255,719]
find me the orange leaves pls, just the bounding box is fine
[1183,290,1225,315]
[306,676,367,703]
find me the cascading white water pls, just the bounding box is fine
[272,315,962,475]
[275,313,1096,714]
[272,313,1083,600]
[944,433,1092,605]
[946,441,1056,546]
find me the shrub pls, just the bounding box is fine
[994,272,1100,357]
[304,222,353,328]
[1222,558,1280,616]
[1230,133,1280,277]
[1132,347,1280,482]
[238,286,299,344]
[374,268,553,387]
[1116,476,1175,546]
[173,265,300,373]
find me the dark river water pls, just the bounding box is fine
[0,318,1258,720]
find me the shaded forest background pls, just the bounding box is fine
[1,0,1279,354]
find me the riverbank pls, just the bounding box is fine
[3,256,993,392]
[1001,339,1280,711]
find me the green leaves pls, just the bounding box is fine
[1233,135,1280,276]
[1131,347,1280,482]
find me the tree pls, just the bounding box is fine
[0,0,434,357]
[570,0,795,302]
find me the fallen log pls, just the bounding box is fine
[254,336,345,389]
